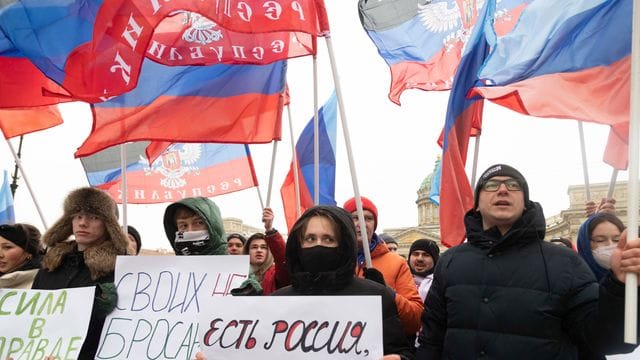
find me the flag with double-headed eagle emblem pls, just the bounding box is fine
[358,0,530,104]
[81,142,258,204]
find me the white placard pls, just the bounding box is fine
[0,287,95,360]
[199,296,383,359]
[96,255,249,360]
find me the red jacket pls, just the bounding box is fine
[357,241,424,334]
[261,230,290,295]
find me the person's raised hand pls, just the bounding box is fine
[262,207,274,232]
[585,200,598,216]
[610,228,640,283]
[597,197,617,214]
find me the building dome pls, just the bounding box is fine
[418,156,441,196]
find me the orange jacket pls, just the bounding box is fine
[357,241,424,334]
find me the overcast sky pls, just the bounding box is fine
[5,1,621,250]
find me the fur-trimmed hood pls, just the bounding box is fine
[41,187,127,280]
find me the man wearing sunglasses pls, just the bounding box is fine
[417,164,640,359]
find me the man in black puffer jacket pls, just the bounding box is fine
[417,164,640,359]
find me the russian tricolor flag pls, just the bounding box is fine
[280,92,337,230]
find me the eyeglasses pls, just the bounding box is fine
[481,179,522,192]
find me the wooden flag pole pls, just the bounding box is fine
[624,0,640,344]
[324,34,372,268]
[5,138,48,229]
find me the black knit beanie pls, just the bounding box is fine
[409,239,440,264]
[474,164,529,209]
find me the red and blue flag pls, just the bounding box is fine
[0,0,327,102]
[81,142,258,204]
[75,60,287,157]
[472,0,630,169]
[438,0,495,247]
[358,0,529,104]
[281,91,337,230]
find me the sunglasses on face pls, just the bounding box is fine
[482,179,522,192]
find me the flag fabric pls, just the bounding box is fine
[280,91,337,230]
[472,0,630,168]
[603,123,628,170]
[0,27,71,108]
[0,0,327,102]
[0,170,15,224]
[429,157,442,205]
[358,0,529,105]
[74,60,287,158]
[0,106,63,139]
[438,0,495,248]
[81,142,258,204]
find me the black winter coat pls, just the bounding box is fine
[32,247,115,360]
[417,202,637,359]
[272,205,414,359]
[274,277,413,358]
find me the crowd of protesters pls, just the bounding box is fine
[3,163,640,359]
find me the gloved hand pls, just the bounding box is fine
[94,282,118,316]
[230,274,264,296]
[363,267,386,286]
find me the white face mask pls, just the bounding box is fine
[174,230,209,255]
[592,243,617,269]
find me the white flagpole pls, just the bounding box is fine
[624,0,640,344]
[313,55,320,205]
[577,121,591,201]
[265,140,278,208]
[324,35,372,268]
[286,104,302,218]
[5,138,48,229]
[256,186,265,211]
[120,144,128,231]
[607,169,618,199]
[470,134,481,187]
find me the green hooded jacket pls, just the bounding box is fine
[162,197,227,255]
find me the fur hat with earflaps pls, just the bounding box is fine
[42,187,128,280]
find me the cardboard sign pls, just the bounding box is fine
[96,255,249,360]
[0,287,95,360]
[199,296,384,359]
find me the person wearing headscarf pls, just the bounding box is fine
[272,205,414,359]
[577,212,625,282]
[0,223,43,289]
[32,187,128,359]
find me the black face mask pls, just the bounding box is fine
[299,246,342,274]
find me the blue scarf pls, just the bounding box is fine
[576,215,608,281]
[357,233,381,268]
